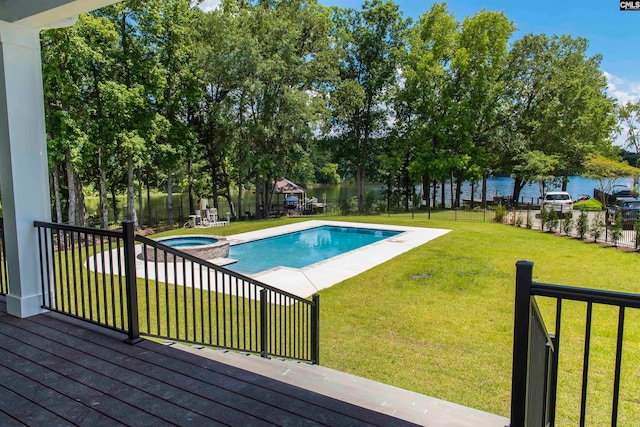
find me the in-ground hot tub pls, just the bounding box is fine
[145,235,229,262]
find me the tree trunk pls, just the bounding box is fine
[449,171,454,208]
[75,173,87,227]
[99,154,109,229]
[356,164,366,213]
[470,181,475,209]
[237,178,243,219]
[224,183,236,219]
[432,180,437,209]
[264,178,274,216]
[422,173,430,209]
[52,166,63,223]
[167,168,174,226]
[255,175,263,219]
[512,178,526,204]
[386,174,392,212]
[111,187,119,223]
[65,148,76,225]
[440,179,445,209]
[482,171,488,208]
[561,175,568,192]
[138,172,143,228]
[146,178,152,228]
[188,157,195,215]
[455,170,464,208]
[127,154,138,229]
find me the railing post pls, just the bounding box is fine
[122,221,142,344]
[311,293,320,365]
[511,260,534,427]
[260,289,269,358]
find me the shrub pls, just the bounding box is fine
[494,204,507,223]
[572,198,603,211]
[610,210,623,246]
[526,209,533,229]
[562,212,573,236]
[634,214,640,249]
[340,196,357,215]
[540,207,549,231]
[576,209,589,239]
[547,209,559,232]
[590,213,605,242]
[515,214,524,228]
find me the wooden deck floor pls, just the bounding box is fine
[0,297,417,426]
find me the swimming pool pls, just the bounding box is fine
[227,225,401,274]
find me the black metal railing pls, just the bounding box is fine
[33,220,319,363]
[135,236,319,363]
[511,261,640,426]
[0,217,8,295]
[34,221,140,343]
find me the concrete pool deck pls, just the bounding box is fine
[89,221,450,299]
[225,220,450,298]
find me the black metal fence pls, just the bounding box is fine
[511,261,640,426]
[33,220,320,363]
[0,218,8,295]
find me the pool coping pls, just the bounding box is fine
[225,220,451,298]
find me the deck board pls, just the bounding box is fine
[0,298,418,427]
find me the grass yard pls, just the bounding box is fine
[154,213,640,424]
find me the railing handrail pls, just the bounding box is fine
[531,282,640,309]
[34,220,123,238]
[135,235,313,306]
[512,261,639,427]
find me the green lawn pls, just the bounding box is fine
[152,213,640,424]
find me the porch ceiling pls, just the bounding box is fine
[0,0,120,28]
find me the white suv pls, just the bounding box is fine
[543,191,573,213]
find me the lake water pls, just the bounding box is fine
[82,175,635,225]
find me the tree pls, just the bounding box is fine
[500,34,617,203]
[583,156,638,205]
[330,0,408,213]
[232,0,336,218]
[619,101,640,156]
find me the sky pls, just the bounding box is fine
[198,0,640,105]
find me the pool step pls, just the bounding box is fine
[166,342,508,427]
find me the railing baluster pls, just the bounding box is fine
[215,268,220,346]
[260,288,268,358]
[207,266,213,345]
[143,242,150,334]
[579,302,593,427]
[173,254,179,339]
[199,264,204,343]
[108,236,116,326]
[164,253,170,337]
[83,233,91,321]
[611,307,625,427]
[70,231,79,317]
[122,221,140,344]
[191,260,196,342]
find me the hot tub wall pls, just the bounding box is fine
[144,238,229,262]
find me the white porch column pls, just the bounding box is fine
[0,21,51,317]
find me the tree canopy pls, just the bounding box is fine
[39,0,624,226]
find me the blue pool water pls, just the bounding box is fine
[227,226,401,274]
[161,236,218,248]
